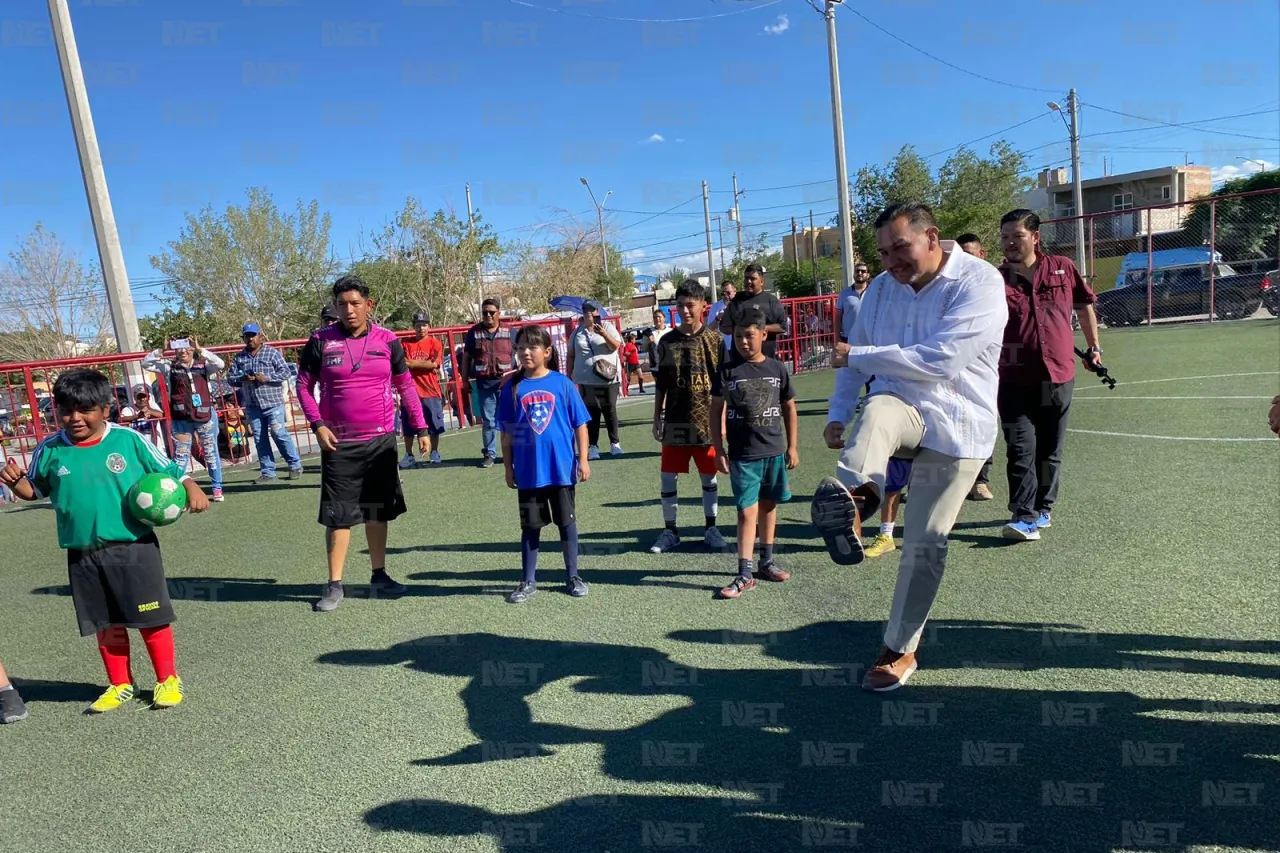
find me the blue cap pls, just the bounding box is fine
[242,323,261,336]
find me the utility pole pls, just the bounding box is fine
[809,210,818,283]
[822,0,857,293]
[465,182,482,310]
[791,218,800,272]
[702,180,717,302]
[714,215,727,279]
[48,0,142,362]
[1067,89,1087,274]
[731,172,744,256]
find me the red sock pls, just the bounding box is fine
[96,627,133,686]
[140,625,177,682]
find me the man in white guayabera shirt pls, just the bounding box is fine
[812,202,1007,692]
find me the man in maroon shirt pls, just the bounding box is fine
[997,209,1104,542]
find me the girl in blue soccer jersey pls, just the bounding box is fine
[498,325,592,604]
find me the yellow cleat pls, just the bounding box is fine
[153,675,185,709]
[863,533,897,558]
[89,683,135,714]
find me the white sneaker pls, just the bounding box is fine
[398,454,417,470]
[610,442,623,456]
[703,527,728,552]
[429,451,442,465]
[588,445,601,461]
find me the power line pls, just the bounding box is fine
[1082,103,1280,143]
[502,0,785,24]
[842,6,1060,95]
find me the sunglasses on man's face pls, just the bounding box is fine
[483,310,499,316]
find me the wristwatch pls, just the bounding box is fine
[1087,346,1102,354]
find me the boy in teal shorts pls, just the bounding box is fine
[0,369,209,714]
[710,306,800,599]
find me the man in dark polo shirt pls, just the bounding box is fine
[718,264,787,363]
[996,209,1103,542]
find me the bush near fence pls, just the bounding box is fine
[0,296,840,472]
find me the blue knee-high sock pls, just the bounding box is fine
[521,528,541,584]
[560,523,580,578]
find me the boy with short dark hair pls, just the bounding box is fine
[650,280,727,554]
[0,368,209,713]
[710,306,799,598]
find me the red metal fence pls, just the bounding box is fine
[0,295,840,472]
[1038,187,1280,327]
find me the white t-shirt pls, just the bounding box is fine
[570,323,622,386]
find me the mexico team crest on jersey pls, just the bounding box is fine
[521,389,556,435]
[106,453,127,474]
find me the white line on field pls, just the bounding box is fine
[1076,371,1280,392]
[1072,396,1272,400]
[1068,428,1277,442]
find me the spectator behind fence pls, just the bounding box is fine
[142,335,226,502]
[461,298,516,469]
[118,384,166,450]
[228,322,304,484]
[706,281,737,354]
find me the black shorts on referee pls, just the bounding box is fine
[517,486,576,531]
[67,534,174,637]
[319,433,407,528]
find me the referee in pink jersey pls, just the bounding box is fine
[297,276,430,613]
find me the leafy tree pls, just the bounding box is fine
[1182,169,1280,262]
[0,224,112,363]
[772,256,844,298]
[850,142,1030,273]
[150,187,337,344]
[138,308,224,351]
[658,266,690,285]
[357,199,503,327]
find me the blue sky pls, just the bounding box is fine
[1,0,1277,316]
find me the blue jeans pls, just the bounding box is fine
[246,404,301,477]
[172,415,222,491]
[474,379,502,458]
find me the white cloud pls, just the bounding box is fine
[623,249,646,261]
[1210,158,1275,185]
[763,14,789,35]
[641,133,665,144]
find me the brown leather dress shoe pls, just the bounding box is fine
[861,646,918,692]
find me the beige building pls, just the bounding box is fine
[782,225,846,269]
[1024,164,1213,250]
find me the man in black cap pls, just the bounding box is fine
[399,311,446,468]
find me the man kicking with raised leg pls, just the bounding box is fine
[813,203,1006,691]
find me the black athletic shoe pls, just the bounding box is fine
[507,581,537,604]
[480,454,495,469]
[566,576,589,598]
[370,571,408,597]
[0,688,29,724]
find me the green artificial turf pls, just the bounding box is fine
[2,319,1278,852]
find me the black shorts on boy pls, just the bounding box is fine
[67,534,174,637]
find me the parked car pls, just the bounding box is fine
[1262,270,1279,317]
[1096,250,1269,326]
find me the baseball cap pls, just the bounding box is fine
[241,322,261,336]
[582,301,600,315]
[412,311,430,325]
[321,305,338,322]
[131,383,150,395]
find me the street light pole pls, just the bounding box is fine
[822,0,857,293]
[579,177,612,306]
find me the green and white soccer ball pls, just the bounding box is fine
[127,472,188,527]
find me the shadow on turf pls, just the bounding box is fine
[12,679,103,703]
[334,621,1280,852]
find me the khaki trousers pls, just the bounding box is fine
[835,394,983,654]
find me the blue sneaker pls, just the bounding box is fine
[1002,519,1041,541]
[1035,510,1052,529]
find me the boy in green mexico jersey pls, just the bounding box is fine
[0,369,209,715]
